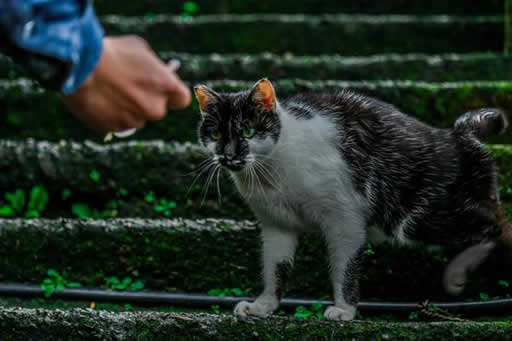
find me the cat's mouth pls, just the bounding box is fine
[219,159,245,172]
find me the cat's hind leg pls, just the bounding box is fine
[322,214,366,321]
[234,226,298,317]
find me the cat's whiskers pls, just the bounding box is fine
[215,166,223,205]
[253,159,282,194]
[200,162,220,206]
[186,158,217,196]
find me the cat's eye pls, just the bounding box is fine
[243,127,256,139]
[210,131,221,140]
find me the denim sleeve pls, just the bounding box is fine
[0,0,104,94]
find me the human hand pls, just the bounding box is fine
[62,36,191,133]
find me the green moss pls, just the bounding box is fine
[92,0,504,15]
[0,219,510,302]
[1,80,512,143]
[100,15,503,55]
[0,308,511,341]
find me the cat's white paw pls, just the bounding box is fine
[234,300,276,317]
[323,305,356,321]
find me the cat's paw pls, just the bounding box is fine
[443,270,466,296]
[234,300,276,318]
[323,305,356,321]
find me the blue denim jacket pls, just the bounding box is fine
[0,0,104,94]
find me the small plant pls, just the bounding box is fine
[208,288,251,297]
[479,292,490,301]
[294,303,324,319]
[0,185,49,218]
[364,243,375,256]
[72,203,92,219]
[155,199,177,217]
[145,191,156,203]
[408,311,419,320]
[145,192,177,217]
[40,269,81,298]
[181,1,199,18]
[211,305,221,314]
[89,170,101,183]
[105,277,145,291]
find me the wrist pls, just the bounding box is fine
[61,6,104,95]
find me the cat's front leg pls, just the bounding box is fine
[322,216,366,321]
[234,226,298,318]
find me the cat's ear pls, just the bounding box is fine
[194,85,219,117]
[250,78,277,113]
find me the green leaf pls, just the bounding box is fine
[66,282,82,288]
[5,189,25,214]
[89,170,101,183]
[231,288,243,296]
[311,303,323,312]
[480,292,490,301]
[72,203,91,219]
[130,281,145,291]
[113,283,127,290]
[47,269,59,278]
[183,1,199,13]
[122,277,133,285]
[0,206,15,217]
[27,186,49,214]
[208,289,222,296]
[25,210,40,218]
[42,286,55,298]
[145,191,155,203]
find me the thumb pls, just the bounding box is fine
[165,72,192,110]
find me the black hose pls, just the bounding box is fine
[1,283,511,314]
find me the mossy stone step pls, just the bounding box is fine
[93,0,504,16]
[1,79,512,144]
[1,308,511,341]
[0,218,511,302]
[0,141,509,220]
[100,15,503,55]
[5,52,512,82]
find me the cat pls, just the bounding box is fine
[193,79,512,321]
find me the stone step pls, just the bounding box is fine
[0,218,511,301]
[0,140,509,220]
[1,308,510,341]
[4,52,512,82]
[93,0,503,16]
[100,15,503,55]
[1,79,512,144]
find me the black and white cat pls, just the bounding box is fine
[194,79,512,321]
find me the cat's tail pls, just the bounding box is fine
[454,108,508,140]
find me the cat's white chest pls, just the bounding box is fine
[232,112,367,232]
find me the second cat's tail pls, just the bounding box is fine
[454,108,508,140]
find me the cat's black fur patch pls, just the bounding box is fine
[286,91,504,250]
[199,90,281,168]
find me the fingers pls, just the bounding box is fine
[165,71,192,110]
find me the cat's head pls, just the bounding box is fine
[194,79,281,172]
